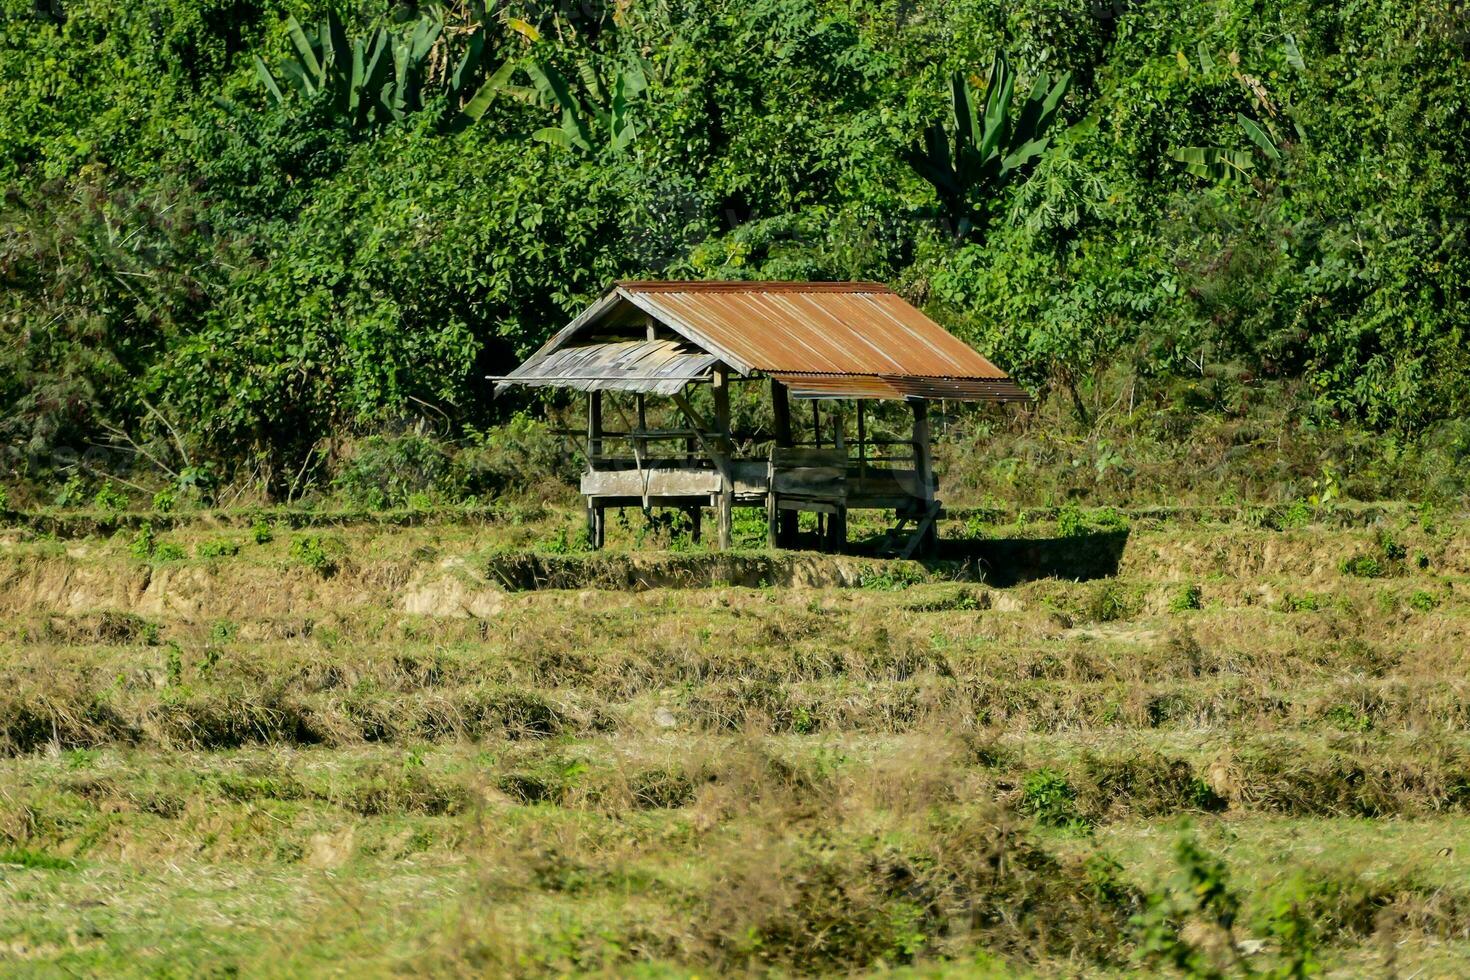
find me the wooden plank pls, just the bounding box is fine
[581,469,721,497]
[772,447,846,469]
[731,460,769,496]
[773,467,846,498]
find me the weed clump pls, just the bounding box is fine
[197,539,240,559]
[1407,590,1439,612]
[1020,768,1090,831]
[289,535,339,576]
[1168,582,1203,612]
[1339,554,1384,578]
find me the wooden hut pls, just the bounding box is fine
[494,281,1026,557]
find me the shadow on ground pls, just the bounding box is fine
[481,529,1129,591]
[848,529,1131,587]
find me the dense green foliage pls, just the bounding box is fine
[1,0,1466,499]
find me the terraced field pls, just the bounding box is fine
[2,505,1468,975]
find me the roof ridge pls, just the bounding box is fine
[617,279,895,294]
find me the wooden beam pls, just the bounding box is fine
[587,391,603,469]
[770,379,797,548]
[668,391,737,553]
[911,398,935,557]
[771,379,793,447]
[712,365,733,551]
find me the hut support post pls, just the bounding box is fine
[828,404,846,553]
[587,391,604,549]
[911,398,935,557]
[713,366,733,551]
[770,379,798,548]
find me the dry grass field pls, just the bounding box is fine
[2,503,1469,976]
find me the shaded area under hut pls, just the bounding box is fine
[494,281,1027,557]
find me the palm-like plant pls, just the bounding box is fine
[905,53,1073,242]
[252,11,520,133]
[523,60,649,157]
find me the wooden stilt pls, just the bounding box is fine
[586,391,605,551]
[771,379,797,548]
[714,366,733,551]
[587,391,603,468]
[911,398,936,557]
[827,507,847,553]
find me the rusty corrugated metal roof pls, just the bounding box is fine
[499,280,1027,403]
[618,281,1010,381]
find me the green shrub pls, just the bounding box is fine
[151,489,176,513]
[1324,703,1373,732]
[1020,768,1088,831]
[289,535,339,576]
[1168,583,1203,612]
[1057,504,1086,538]
[540,525,591,554]
[1084,582,1137,623]
[454,414,577,498]
[251,519,274,545]
[333,432,453,509]
[1280,499,1313,529]
[1277,592,1326,613]
[860,564,927,591]
[152,542,186,562]
[1338,554,1384,578]
[0,485,11,512]
[128,523,156,560]
[92,481,128,511]
[1376,530,1407,561]
[196,539,240,559]
[1408,590,1439,612]
[53,476,86,508]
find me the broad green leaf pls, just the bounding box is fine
[253,55,284,102]
[459,58,519,123]
[1284,34,1306,71]
[1197,43,1215,73]
[285,16,322,84]
[1237,113,1280,160]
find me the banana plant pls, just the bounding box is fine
[522,60,648,157]
[904,52,1073,241]
[253,10,523,133]
[1172,36,1305,183]
[1170,113,1281,182]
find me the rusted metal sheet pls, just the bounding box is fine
[620,281,1011,382]
[495,338,716,395]
[767,371,1027,402]
[497,281,1028,403]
